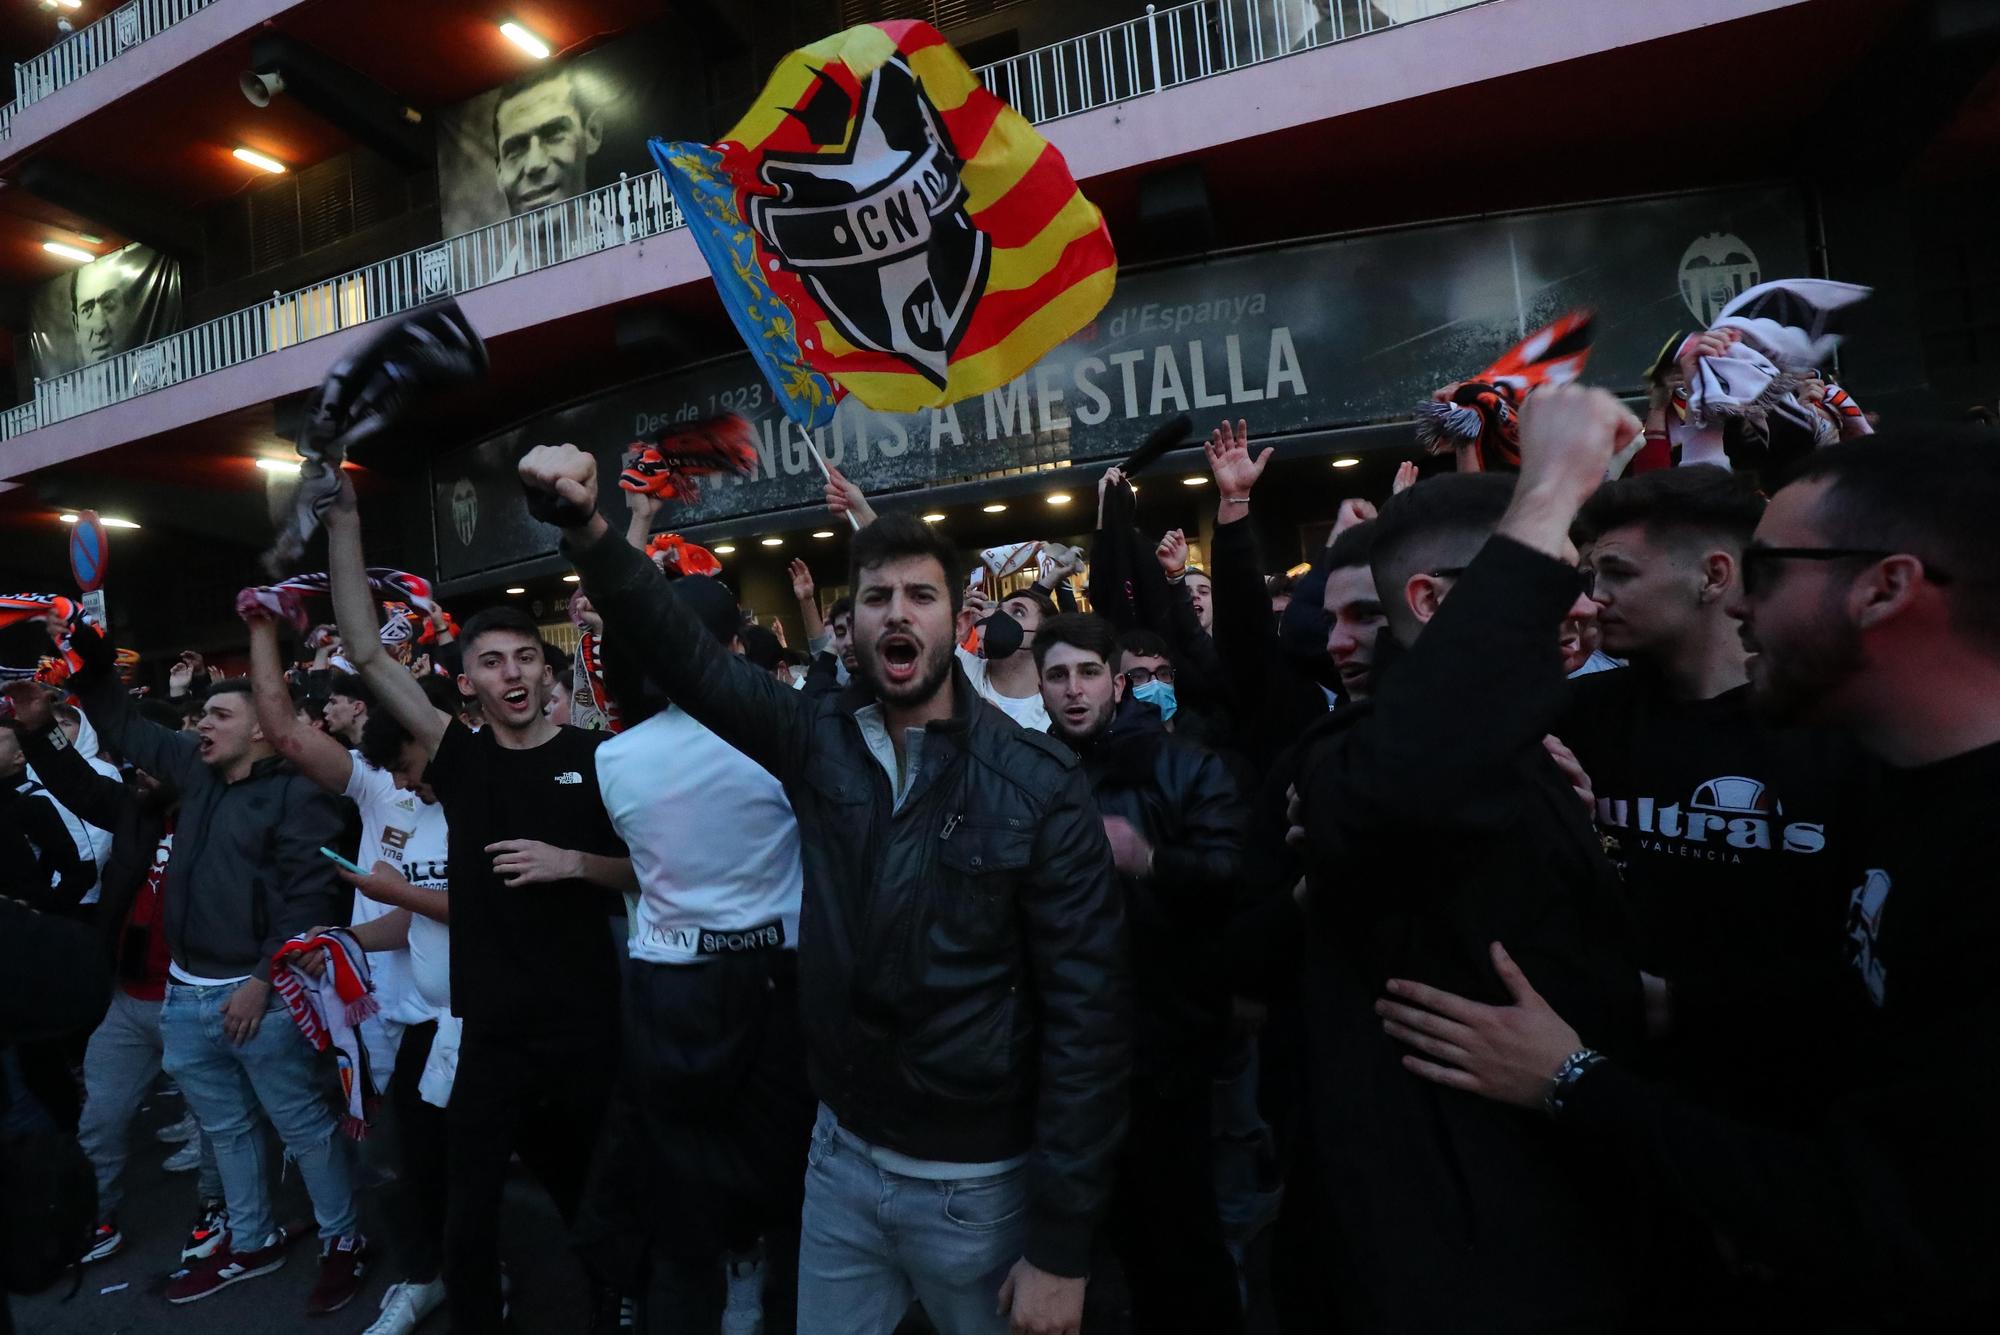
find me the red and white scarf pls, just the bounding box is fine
[0,593,92,685]
[271,928,379,1139]
[235,570,437,647]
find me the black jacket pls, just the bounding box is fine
[1293,536,1644,1334]
[0,776,89,910]
[569,528,1131,1278]
[1066,697,1243,1091]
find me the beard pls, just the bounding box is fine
[1747,612,1864,724]
[856,634,954,709]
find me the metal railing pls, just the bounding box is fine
[5,0,216,118]
[0,0,1490,443]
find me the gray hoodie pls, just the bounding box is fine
[76,678,343,983]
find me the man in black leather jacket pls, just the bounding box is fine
[520,444,1129,1335]
[1034,612,1245,1333]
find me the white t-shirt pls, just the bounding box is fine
[342,758,450,1026]
[595,706,802,965]
[955,647,1050,732]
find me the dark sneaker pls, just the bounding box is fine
[166,1231,288,1304]
[81,1221,123,1264]
[307,1233,369,1316]
[181,1199,228,1263]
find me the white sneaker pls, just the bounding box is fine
[362,1277,446,1334]
[723,1244,764,1335]
[156,1111,200,1144]
[162,1139,202,1172]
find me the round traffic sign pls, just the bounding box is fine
[69,510,108,592]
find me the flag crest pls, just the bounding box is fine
[653,20,1116,424]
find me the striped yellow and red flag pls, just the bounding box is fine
[656,20,1116,422]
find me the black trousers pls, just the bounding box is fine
[444,1018,616,1335]
[1102,1080,1245,1335]
[576,951,814,1334]
[387,1019,449,1284]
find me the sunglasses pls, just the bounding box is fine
[1739,546,1955,599]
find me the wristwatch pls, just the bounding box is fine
[1543,1047,1604,1119]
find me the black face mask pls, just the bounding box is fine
[977,610,1024,660]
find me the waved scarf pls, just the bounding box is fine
[645,534,723,577]
[235,570,437,643]
[1821,383,1873,436]
[271,928,379,1139]
[572,632,621,733]
[618,414,760,505]
[0,594,90,685]
[1414,310,1596,471]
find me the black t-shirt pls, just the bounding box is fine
[425,721,626,1030]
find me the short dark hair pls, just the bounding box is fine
[1118,628,1170,661]
[360,675,461,772]
[1001,585,1057,621]
[849,514,963,614]
[1370,474,1516,632]
[460,606,545,659]
[827,594,854,624]
[1789,430,2000,654]
[1325,519,1376,572]
[490,66,595,154]
[1576,464,1764,553]
[205,679,253,702]
[540,640,572,678]
[326,671,372,707]
[739,624,785,672]
[1033,613,1121,670]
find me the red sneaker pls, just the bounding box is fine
[307,1233,370,1316]
[166,1231,287,1304]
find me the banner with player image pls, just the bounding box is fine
[26,242,183,379]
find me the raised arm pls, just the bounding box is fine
[7,688,128,832]
[788,559,827,642]
[63,620,199,790]
[244,613,353,796]
[326,476,447,757]
[521,444,812,782]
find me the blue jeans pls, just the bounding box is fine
[161,981,357,1249]
[78,989,224,1215]
[796,1106,1022,1335]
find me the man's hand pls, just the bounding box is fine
[1205,419,1273,499]
[167,652,201,698]
[788,558,817,605]
[1502,385,1640,559]
[1541,734,1595,812]
[625,488,663,525]
[771,616,789,649]
[997,1258,1086,1335]
[518,443,600,528]
[221,977,273,1046]
[957,590,996,644]
[1376,941,1583,1109]
[823,466,876,527]
[292,929,339,980]
[1154,529,1188,578]
[1283,784,1305,848]
[0,682,53,733]
[1392,459,1420,496]
[340,860,417,908]
[1329,498,1377,541]
[486,839,582,887]
[1100,815,1154,879]
[1674,328,1738,386]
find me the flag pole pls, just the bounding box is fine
[797,420,861,531]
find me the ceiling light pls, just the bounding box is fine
[43,241,95,263]
[60,513,140,529]
[57,513,78,523]
[812,530,835,539]
[562,574,581,583]
[1182,475,1208,486]
[504,586,526,595]
[921,513,946,524]
[254,458,301,476]
[981,502,1007,513]
[1046,493,1072,506]
[232,147,287,174]
[714,544,736,554]
[500,21,551,59]
[760,537,784,547]
[1331,456,1361,469]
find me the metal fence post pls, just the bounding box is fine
[1146,4,1162,93]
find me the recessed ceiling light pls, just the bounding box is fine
[760,537,784,547]
[562,574,581,583]
[232,147,287,174]
[504,586,526,595]
[60,513,141,529]
[1331,456,1361,469]
[499,20,551,58]
[254,458,301,475]
[921,513,946,524]
[43,241,94,263]
[714,544,736,554]
[1046,493,1071,506]
[981,502,1007,513]
[812,530,835,539]
[1182,475,1207,486]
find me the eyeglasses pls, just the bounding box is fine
[1122,666,1175,686]
[1739,546,1955,598]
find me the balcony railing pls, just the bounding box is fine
[0,0,1490,444]
[3,0,217,126]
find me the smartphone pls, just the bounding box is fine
[319,846,368,876]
